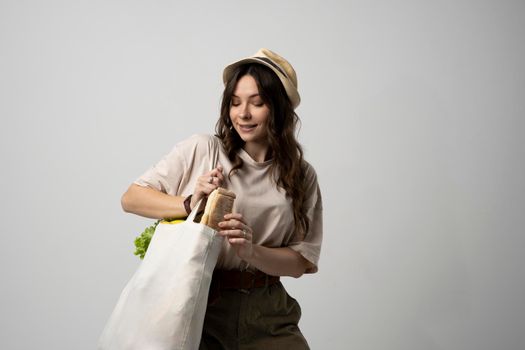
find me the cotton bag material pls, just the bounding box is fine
[98,141,222,350]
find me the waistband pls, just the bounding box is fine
[212,269,280,290]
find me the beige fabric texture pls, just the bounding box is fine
[134,134,323,273]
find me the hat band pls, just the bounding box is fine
[253,57,288,79]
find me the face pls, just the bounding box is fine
[229,74,271,146]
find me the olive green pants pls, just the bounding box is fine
[199,282,310,350]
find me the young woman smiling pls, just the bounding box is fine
[121,48,323,349]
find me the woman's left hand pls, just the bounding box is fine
[218,213,253,261]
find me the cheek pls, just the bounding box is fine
[260,110,270,125]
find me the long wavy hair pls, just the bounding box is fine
[215,63,310,241]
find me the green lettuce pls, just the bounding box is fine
[133,220,160,259]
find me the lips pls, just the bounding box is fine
[239,124,257,131]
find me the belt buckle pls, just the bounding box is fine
[238,269,256,294]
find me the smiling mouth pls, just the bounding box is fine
[239,124,257,131]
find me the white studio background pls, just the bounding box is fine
[1,1,524,349]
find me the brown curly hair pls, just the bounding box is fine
[215,63,310,240]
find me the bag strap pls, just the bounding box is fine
[187,135,221,223]
[187,198,203,222]
[209,135,220,171]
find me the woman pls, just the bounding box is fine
[121,48,323,349]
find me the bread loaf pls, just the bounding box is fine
[200,187,236,230]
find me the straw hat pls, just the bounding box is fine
[222,48,301,109]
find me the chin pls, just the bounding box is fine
[239,135,253,143]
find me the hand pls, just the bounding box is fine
[218,213,254,261]
[190,164,224,209]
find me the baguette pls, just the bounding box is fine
[200,187,236,230]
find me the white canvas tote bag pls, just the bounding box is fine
[98,212,222,350]
[99,140,222,350]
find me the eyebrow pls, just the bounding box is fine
[232,94,260,98]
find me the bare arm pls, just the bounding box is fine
[219,213,315,278]
[121,165,225,219]
[121,184,187,219]
[244,245,314,278]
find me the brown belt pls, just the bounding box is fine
[208,269,280,304]
[212,269,280,290]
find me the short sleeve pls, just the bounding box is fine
[133,134,216,196]
[288,163,323,274]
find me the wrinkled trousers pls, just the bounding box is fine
[199,281,310,350]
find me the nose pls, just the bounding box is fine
[239,103,251,119]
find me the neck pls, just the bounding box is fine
[243,142,271,163]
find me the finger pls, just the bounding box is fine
[228,237,249,245]
[206,176,221,188]
[223,213,245,223]
[218,220,240,230]
[219,229,240,237]
[210,165,223,176]
[210,167,225,183]
[195,183,218,198]
[198,174,212,186]
[215,172,225,183]
[219,227,251,239]
[220,220,250,233]
[216,164,225,181]
[199,174,219,187]
[220,230,250,240]
[202,183,218,194]
[201,173,222,187]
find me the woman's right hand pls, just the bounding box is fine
[189,164,224,210]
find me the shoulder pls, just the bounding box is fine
[178,133,217,147]
[302,159,319,187]
[161,134,220,166]
[173,134,219,153]
[302,159,322,207]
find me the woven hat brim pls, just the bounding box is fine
[222,58,301,109]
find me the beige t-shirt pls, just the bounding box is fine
[134,134,323,273]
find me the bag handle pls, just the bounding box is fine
[209,135,220,171]
[187,135,221,223]
[186,198,203,222]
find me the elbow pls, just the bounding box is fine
[121,192,130,213]
[291,270,304,279]
[121,186,135,213]
[290,253,314,278]
[290,262,309,278]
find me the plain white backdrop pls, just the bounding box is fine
[1,0,524,349]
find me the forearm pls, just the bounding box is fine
[121,184,187,219]
[244,245,311,278]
